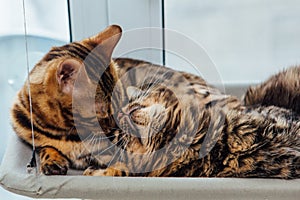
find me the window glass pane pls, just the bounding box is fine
[166,0,300,83]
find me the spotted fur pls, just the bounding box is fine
[86,83,300,179]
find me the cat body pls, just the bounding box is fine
[85,84,300,179]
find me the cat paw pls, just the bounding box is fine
[83,166,106,176]
[41,160,68,175]
[83,163,129,176]
[39,147,69,175]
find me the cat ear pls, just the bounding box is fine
[57,59,90,95]
[126,86,142,99]
[89,25,122,59]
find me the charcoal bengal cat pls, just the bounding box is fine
[11,24,300,178]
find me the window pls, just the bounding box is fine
[165,0,300,84]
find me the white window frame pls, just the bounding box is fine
[69,0,164,65]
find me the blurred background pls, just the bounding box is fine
[1,0,300,199]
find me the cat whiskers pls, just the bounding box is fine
[92,134,127,157]
[81,133,114,157]
[74,123,119,148]
[106,137,129,168]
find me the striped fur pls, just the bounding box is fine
[11,25,123,174]
[86,82,300,179]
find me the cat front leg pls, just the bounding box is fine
[38,146,70,175]
[83,162,129,176]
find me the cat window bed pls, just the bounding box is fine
[1,123,300,200]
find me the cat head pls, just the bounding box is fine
[22,25,122,131]
[116,85,180,146]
